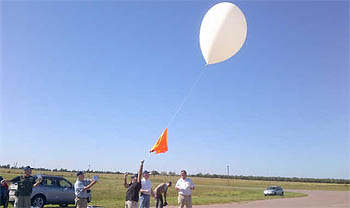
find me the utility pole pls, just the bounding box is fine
[227,165,230,185]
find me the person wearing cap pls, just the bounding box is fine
[124,160,144,208]
[153,181,172,208]
[0,166,42,208]
[139,170,153,208]
[74,171,98,208]
[175,170,194,208]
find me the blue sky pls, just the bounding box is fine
[1,0,349,179]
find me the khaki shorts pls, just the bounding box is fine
[14,196,31,208]
[75,197,88,208]
[178,195,192,208]
[125,200,138,208]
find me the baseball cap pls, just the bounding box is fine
[24,166,32,171]
[76,171,84,177]
[143,170,150,175]
[131,174,138,178]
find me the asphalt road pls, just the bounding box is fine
[166,190,350,208]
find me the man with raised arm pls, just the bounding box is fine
[74,171,98,208]
[0,166,42,208]
[124,160,144,208]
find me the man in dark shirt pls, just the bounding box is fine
[124,160,144,208]
[1,166,42,208]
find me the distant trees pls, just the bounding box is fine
[189,174,350,184]
[151,170,160,176]
[168,171,176,176]
[0,164,10,169]
[1,164,348,184]
[150,171,178,177]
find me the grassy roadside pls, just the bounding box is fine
[1,168,348,207]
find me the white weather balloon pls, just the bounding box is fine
[200,2,247,65]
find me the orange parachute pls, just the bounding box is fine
[150,128,168,154]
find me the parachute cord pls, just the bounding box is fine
[166,68,206,128]
[148,68,206,156]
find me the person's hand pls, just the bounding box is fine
[0,180,5,184]
[140,160,144,165]
[92,175,99,182]
[163,202,168,206]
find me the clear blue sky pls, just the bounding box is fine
[1,0,349,179]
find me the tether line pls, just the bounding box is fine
[166,68,206,128]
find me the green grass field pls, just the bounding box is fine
[1,168,349,207]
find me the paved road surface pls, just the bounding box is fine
[166,190,350,208]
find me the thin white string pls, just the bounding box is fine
[148,67,206,156]
[166,68,206,128]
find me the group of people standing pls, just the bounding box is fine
[123,160,195,208]
[0,160,195,208]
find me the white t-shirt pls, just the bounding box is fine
[175,178,194,196]
[141,178,152,195]
[74,180,90,198]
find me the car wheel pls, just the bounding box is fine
[281,192,284,196]
[31,194,46,208]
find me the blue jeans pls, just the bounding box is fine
[139,194,150,208]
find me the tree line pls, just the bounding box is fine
[1,164,348,184]
[190,173,350,184]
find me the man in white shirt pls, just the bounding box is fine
[74,171,97,208]
[175,170,195,208]
[139,170,153,208]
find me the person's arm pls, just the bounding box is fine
[190,179,195,190]
[123,173,129,188]
[140,184,147,194]
[137,160,144,183]
[140,181,152,195]
[140,188,149,194]
[1,176,20,185]
[33,177,43,188]
[175,180,180,191]
[83,180,97,191]
[0,181,8,189]
[164,191,167,203]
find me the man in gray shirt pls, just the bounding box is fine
[74,171,97,208]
